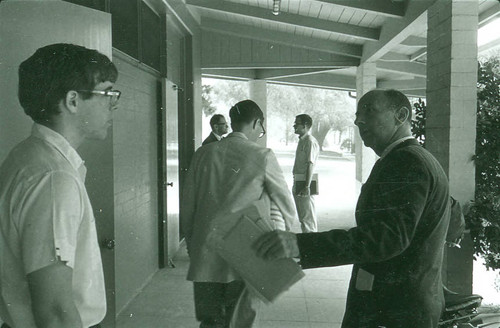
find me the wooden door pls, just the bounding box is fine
[0,3,116,326]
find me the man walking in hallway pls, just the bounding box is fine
[202,114,229,146]
[292,114,320,232]
[182,100,297,327]
[0,43,119,328]
[254,89,451,328]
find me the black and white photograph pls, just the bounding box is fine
[0,0,499,327]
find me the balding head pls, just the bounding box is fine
[363,89,412,124]
[355,89,413,155]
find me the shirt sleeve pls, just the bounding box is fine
[18,170,83,273]
[303,138,319,165]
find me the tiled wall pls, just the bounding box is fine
[112,51,160,314]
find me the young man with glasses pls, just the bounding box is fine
[292,114,320,232]
[0,43,119,328]
[202,114,229,146]
[182,100,296,327]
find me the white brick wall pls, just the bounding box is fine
[112,51,160,314]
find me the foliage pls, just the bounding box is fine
[201,80,248,117]
[411,98,426,147]
[202,80,355,150]
[466,57,500,270]
[410,57,500,270]
[267,84,355,149]
[202,85,217,116]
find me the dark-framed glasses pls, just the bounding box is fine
[254,119,266,138]
[78,89,121,105]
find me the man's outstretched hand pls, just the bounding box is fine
[252,230,300,260]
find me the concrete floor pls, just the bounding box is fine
[117,153,358,327]
[116,244,353,328]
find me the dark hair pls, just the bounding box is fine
[381,89,413,121]
[18,43,118,123]
[295,114,313,128]
[210,114,225,127]
[229,100,263,129]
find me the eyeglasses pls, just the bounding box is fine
[254,120,266,138]
[78,89,121,105]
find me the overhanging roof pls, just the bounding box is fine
[182,0,500,96]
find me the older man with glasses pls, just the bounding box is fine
[181,99,296,327]
[202,114,229,146]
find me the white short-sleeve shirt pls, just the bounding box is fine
[0,124,106,327]
[292,133,320,177]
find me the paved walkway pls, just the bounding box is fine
[117,153,357,327]
[116,243,352,328]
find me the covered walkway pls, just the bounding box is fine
[117,151,357,327]
[117,245,351,328]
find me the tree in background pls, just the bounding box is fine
[202,85,217,116]
[409,57,500,271]
[202,80,355,150]
[267,84,354,150]
[467,57,500,270]
[411,97,426,147]
[201,79,248,117]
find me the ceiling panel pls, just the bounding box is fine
[338,7,356,24]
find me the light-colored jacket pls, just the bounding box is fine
[181,132,297,282]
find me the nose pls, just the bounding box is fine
[354,114,363,126]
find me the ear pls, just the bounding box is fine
[64,91,79,114]
[395,106,409,125]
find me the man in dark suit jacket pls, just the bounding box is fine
[202,114,228,146]
[254,89,451,328]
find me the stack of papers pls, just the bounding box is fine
[215,208,305,303]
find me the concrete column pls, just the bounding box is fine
[249,79,268,147]
[427,0,478,294]
[355,62,378,185]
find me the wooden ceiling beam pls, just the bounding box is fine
[377,77,426,89]
[312,0,406,18]
[269,73,356,91]
[187,0,379,41]
[361,0,435,63]
[377,61,426,77]
[201,17,363,58]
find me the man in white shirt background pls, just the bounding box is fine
[0,43,120,328]
[292,114,320,232]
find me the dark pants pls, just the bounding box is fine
[194,281,245,328]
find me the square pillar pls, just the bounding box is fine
[427,0,478,294]
[355,62,378,184]
[249,79,268,147]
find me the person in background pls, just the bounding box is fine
[182,100,296,327]
[254,89,451,328]
[292,114,320,232]
[202,114,229,146]
[0,43,120,328]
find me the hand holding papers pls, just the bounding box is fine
[211,203,304,303]
[252,230,300,260]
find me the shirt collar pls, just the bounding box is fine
[380,136,414,159]
[31,123,85,172]
[212,131,222,141]
[226,132,248,140]
[299,132,311,140]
